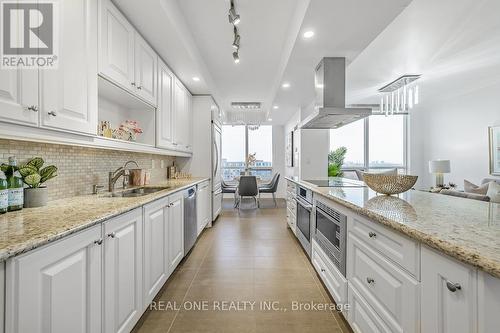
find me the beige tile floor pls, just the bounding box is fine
[133,199,351,333]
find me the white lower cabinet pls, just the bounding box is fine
[5,225,103,333]
[197,181,210,236]
[103,208,143,333]
[143,198,169,307]
[421,245,477,333]
[168,193,184,273]
[311,239,347,308]
[347,233,420,333]
[478,270,500,332]
[348,284,393,333]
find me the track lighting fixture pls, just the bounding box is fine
[233,51,240,64]
[232,27,240,50]
[228,0,240,26]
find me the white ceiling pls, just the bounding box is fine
[113,0,413,125]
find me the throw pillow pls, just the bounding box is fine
[486,181,500,203]
[464,179,489,195]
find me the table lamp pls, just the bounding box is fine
[429,160,451,187]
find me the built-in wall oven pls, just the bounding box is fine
[314,199,347,276]
[296,186,313,257]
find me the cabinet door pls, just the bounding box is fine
[5,225,102,333]
[143,198,169,307]
[0,69,38,126]
[156,60,175,149]
[173,78,191,150]
[197,182,209,235]
[185,90,193,151]
[103,209,143,333]
[421,246,477,333]
[41,0,97,134]
[99,0,135,90]
[134,33,157,106]
[168,193,184,273]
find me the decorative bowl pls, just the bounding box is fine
[363,174,418,195]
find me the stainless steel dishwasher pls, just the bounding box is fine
[184,186,197,255]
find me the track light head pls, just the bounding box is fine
[232,34,240,49]
[228,3,240,26]
[233,51,240,64]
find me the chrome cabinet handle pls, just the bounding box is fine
[94,239,103,245]
[368,232,377,238]
[446,281,461,292]
[48,111,57,117]
[366,277,375,284]
[137,86,142,90]
[107,232,116,238]
[131,82,136,86]
[27,105,38,112]
[320,268,326,273]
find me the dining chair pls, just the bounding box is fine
[236,176,259,210]
[258,173,280,207]
[222,180,239,207]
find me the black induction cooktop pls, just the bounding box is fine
[304,178,366,188]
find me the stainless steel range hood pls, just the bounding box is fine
[301,57,372,129]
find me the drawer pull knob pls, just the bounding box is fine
[321,268,326,273]
[366,277,375,284]
[446,281,461,292]
[368,232,377,238]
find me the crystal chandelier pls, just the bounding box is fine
[378,75,421,116]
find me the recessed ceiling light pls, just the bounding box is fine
[268,118,273,121]
[273,105,279,109]
[282,82,290,88]
[303,30,315,39]
[192,77,200,82]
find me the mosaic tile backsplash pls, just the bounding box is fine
[0,139,176,201]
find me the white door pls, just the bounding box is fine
[143,198,169,307]
[212,125,222,190]
[421,246,477,333]
[134,33,157,106]
[0,70,38,126]
[41,0,97,135]
[99,0,135,91]
[156,60,175,149]
[5,225,102,333]
[168,193,184,274]
[103,209,143,333]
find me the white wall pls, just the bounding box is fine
[284,109,301,178]
[410,82,500,189]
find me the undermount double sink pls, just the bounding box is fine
[104,187,171,198]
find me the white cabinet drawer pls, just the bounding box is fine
[312,239,347,307]
[350,215,420,278]
[347,233,420,333]
[348,284,392,333]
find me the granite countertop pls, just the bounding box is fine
[286,177,500,278]
[0,178,209,262]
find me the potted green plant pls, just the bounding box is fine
[18,157,57,208]
[328,146,347,177]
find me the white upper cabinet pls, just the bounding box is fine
[103,208,143,333]
[168,193,184,274]
[173,78,192,152]
[41,0,98,135]
[99,0,135,91]
[421,246,477,333]
[0,69,38,126]
[5,225,102,333]
[134,33,157,106]
[156,60,175,149]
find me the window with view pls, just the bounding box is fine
[221,125,273,181]
[329,115,407,171]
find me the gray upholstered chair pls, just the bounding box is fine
[236,176,259,210]
[258,173,280,207]
[222,180,238,207]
